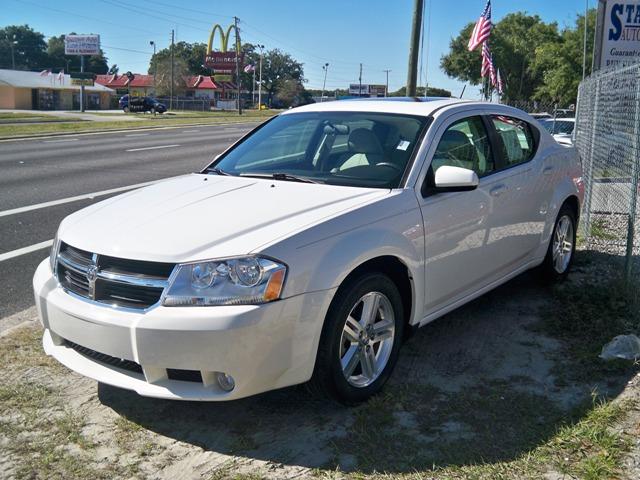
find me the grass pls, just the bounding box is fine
[590,219,619,241]
[0,109,277,139]
[536,261,640,383]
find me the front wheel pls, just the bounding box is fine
[540,204,577,282]
[312,273,404,404]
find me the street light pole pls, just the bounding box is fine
[150,40,156,94]
[321,63,329,102]
[257,44,264,110]
[170,29,175,110]
[359,63,362,97]
[234,16,242,115]
[10,35,17,69]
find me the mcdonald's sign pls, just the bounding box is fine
[204,24,242,74]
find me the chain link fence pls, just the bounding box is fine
[154,97,212,111]
[574,63,640,279]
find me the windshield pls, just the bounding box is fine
[540,119,574,135]
[206,111,429,188]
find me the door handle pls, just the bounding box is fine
[490,185,507,197]
[543,166,554,175]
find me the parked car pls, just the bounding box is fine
[119,95,167,114]
[34,99,584,404]
[539,118,575,146]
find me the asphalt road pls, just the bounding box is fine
[0,122,258,319]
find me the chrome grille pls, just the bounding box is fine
[56,242,175,309]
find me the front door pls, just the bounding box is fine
[416,113,507,316]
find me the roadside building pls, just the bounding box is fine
[94,74,155,96]
[0,69,114,110]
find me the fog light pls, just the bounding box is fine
[216,372,235,392]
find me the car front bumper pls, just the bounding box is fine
[33,259,335,401]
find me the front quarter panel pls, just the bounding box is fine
[258,189,425,326]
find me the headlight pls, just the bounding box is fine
[162,256,286,306]
[49,231,60,274]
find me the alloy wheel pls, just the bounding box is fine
[339,291,395,388]
[552,215,574,274]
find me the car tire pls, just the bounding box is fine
[312,272,404,405]
[150,107,156,115]
[540,203,577,282]
[123,106,129,113]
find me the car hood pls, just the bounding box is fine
[59,174,389,262]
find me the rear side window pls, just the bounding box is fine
[491,115,535,167]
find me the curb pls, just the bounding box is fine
[0,119,266,142]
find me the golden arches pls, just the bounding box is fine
[206,24,241,53]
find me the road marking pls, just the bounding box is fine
[0,240,53,263]
[182,130,200,133]
[126,144,180,152]
[0,179,162,218]
[42,138,79,143]
[125,133,149,137]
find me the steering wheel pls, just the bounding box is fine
[375,162,403,173]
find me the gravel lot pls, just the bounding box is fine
[1,248,639,479]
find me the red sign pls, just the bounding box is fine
[204,51,236,71]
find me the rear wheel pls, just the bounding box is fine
[540,204,577,282]
[123,106,129,113]
[312,273,404,404]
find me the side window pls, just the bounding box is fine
[491,115,535,167]
[431,116,495,177]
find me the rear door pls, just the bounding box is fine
[486,114,549,267]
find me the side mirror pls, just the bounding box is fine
[434,165,479,192]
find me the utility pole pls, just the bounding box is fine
[234,16,242,115]
[358,63,362,97]
[582,0,588,79]
[406,0,424,96]
[383,69,391,97]
[257,44,264,110]
[170,29,174,110]
[321,63,329,102]
[80,55,85,112]
[150,40,156,94]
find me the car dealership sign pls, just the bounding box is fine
[597,1,640,68]
[64,35,100,56]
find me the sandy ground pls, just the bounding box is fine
[1,249,639,479]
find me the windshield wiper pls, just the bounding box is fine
[208,167,231,176]
[239,172,320,184]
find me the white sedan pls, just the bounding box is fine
[33,99,584,404]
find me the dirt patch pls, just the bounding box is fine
[1,249,639,479]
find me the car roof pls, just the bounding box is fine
[286,98,468,117]
[284,98,531,119]
[540,117,576,122]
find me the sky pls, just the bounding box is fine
[6,0,594,99]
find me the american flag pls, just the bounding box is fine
[468,0,492,52]
[243,64,255,73]
[481,42,498,89]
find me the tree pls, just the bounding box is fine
[154,56,189,96]
[260,49,305,107]
[46,34,108,73]
[441,13,561,102]
[149,41,208,76]
[389,85,452,97]
[0,25,48,70]
[533,9,597,105]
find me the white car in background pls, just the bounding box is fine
[34,99,584,404]
[539,118,575,146]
